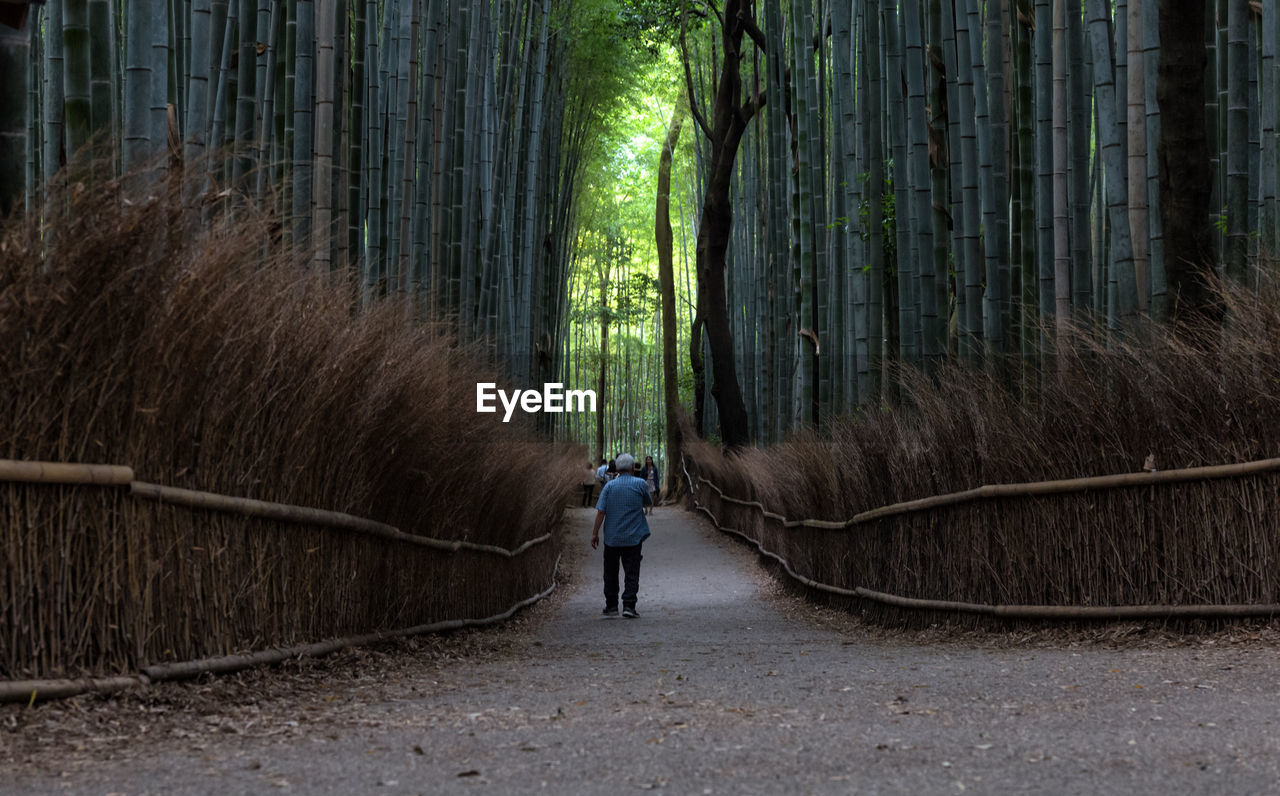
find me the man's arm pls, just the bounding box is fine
[591,510,605,549]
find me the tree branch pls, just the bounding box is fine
[741,13,766,51]
[739,90,765,125]
[706,0,724,28]
[680,3,714,139]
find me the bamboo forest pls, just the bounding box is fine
[1,0,1277,458]
[12,2,1280,788]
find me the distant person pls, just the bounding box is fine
[641,456,660,515]
[595,458,609,485]
[581,462,597,507]
[606,459,618,480]
[591,453,652,618]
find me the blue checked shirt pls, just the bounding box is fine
[595,473,652,547]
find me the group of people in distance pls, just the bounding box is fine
[581,455,659,514]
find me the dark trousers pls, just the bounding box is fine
[603,543,643,608]
[581,484,594,506]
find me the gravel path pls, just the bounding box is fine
[6,507,1280,794]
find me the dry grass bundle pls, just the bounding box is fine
[0,171,580,678]
[686,280,1280,626]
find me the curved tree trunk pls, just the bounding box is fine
[682,0,761,449]
[656,99,684,496]
[697,142,752,448]
[689,258,707,438]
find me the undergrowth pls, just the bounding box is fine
[687,277,1280,625]
[0,169,580,677]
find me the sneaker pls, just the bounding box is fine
[602,606,618,616]
[622,606,639,619]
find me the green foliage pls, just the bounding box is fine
[560,37,692,460]
[613,0,701,54]
[617,271,661,321]
[857,165,897,275]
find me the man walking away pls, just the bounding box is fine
[590,453,652,618]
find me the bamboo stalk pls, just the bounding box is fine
[0,460,133,486]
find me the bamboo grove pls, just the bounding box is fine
[2,1,1278,457]
[672,0,1279,447]
[0,0,642,391]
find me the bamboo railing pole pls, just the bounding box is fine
[1,461,549,556]
[2,463,552,557]
[852,587,1280,620]
[140,560,560,681]
[129,481,550,557]
[684,456,1280,623]
[0,675,149,704]
[851,458,1280,525]
[1,558,561,702]
[0,459,134,486]
[691,456,1280,529]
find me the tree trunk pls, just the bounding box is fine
[0,19,27,216]
[1224,0,1248,281]
[124,0,166,180]
[1157,0,1216,326]
[866,0,885,402]
[313,0,335,269]
[682,0,761,449]
[1126,0,1149,309]
[656,98,684,496]
[1087,0,1138,327]
[597,261,609,463]
[1052,0,1070,338]
[689,265,707,438]
[292,0,314,245]
[62,0,91,163]
[42,0,64,184]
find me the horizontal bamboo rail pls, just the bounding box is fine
[0,460,548,558]
[130,482,550,558]
[695,455,1280,530]
[0,675,150,705]
[0,459,133,486]
[0,557,560,704]
[683,456,1280,622]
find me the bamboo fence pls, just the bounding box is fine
[1,459,560,688]
[0,560,559,704]
[684,455,1280,623]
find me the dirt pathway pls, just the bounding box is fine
[6,507,1280,794]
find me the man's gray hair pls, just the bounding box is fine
[615,453,635,472]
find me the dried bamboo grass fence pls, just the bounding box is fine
[684,456,1280,623]
[1,459,561,699]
